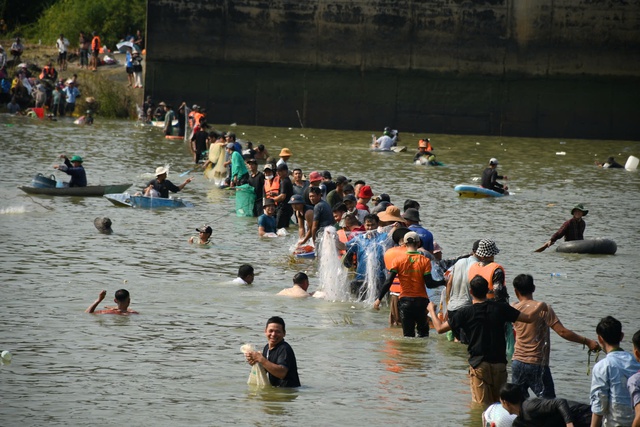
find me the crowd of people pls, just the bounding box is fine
[76,110,639,426]
[2,29,143,116]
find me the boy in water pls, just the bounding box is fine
[85,289,138,315]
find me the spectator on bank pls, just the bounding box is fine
[79,31,90,69]
[63,81,80,115]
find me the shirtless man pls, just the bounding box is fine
[86,289,138,315]
[277,272,313,298]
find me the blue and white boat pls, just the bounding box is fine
[104,193,194,209]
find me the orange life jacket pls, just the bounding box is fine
[264,175,280,201]
[91,36,101,51]
[336,229,348,256]
[467,262,504,300]
[194,112,204,126]
[39,66,55,80]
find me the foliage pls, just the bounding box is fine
[76,71,137,119]
[22,0,145,49]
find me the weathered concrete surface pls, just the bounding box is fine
[145,0,640,140]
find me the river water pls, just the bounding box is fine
[1,115,639,426]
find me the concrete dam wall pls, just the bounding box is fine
[145,0,640,140]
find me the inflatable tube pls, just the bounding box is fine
[556,238,617,255]
[454,185,505,198]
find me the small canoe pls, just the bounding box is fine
[19,184,132,197]
[556,238,617,255]
[104,193,194,209]
[454,185,505,198]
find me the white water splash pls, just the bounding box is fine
[316,227,350,302]
[361,239,384,306]
[0,205,27,214]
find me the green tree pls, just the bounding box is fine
[25,0,145,48]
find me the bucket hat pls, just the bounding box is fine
[571,204,588,216]
[402,208,420,223]
[155,166,169,176]
[489,158,499,165]
[308,171,322,182]
[93,217,113,234]
[358,185,373,199]
[475,239,500,258]
[279,148,292,157]
[70,155,83,163]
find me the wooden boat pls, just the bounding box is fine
[454,185,505,198]
[104,193,194,209]
[556,238,617,255]
[19,183,132,197]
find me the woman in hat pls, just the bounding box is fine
[144,166,193,198]
[542,204,588,250]
[53,154,87,187]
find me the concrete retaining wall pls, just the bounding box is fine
[145,0,640,140]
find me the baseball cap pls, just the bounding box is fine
[335,175,351,184]
[288,194,304,204]
[404,231,421,245]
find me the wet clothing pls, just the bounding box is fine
[276,176,294,228]
[145,178,181,198]
[513,398,592,427]
[448,300,521,368]
[628,371,640,411]
[191,129,209,164]
[313,200,334,229]
[261,340,300,388]
[258,213,276,234]
[549,217,585,243]
[248,171,265,217]
[481,167,506,194]
[379,250,443,337]
[163,110,175,135]
[59,158,87,187]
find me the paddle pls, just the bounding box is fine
[534,242,551,252]
[179,164,201,177]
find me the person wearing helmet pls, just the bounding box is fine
[373,127,398,151]
[481,158,508,194]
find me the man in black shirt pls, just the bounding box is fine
[429,275,546,407]
[190,121,209,164]
[481,158,508,194]
[273,163,294,229]
[246,159,264,217]
[244,316,300,388]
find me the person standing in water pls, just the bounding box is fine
[244,316,300,387]
[86,289,138,315]
[481,158,508,194]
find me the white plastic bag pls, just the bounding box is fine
[241,344,269,387]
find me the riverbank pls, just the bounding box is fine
[1,40,142,118]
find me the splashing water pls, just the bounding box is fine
[0,205,27,214]
[361,238,385,306]
[316,227,350,301]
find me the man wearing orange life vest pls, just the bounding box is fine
[90,32,100,71]
[413,138,433,163]
[262,164,280,203]
[468,239,509,303]
[39,62,57,81]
